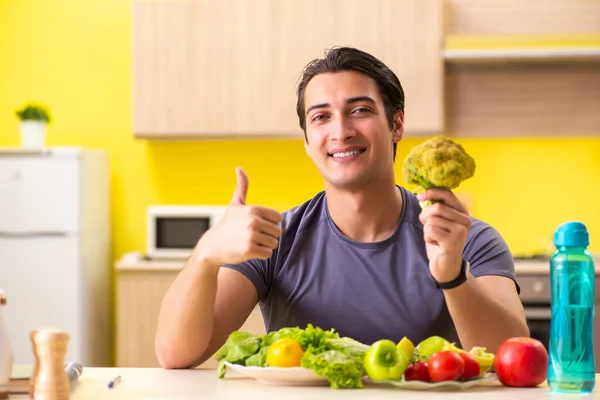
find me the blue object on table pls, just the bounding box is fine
[548,221,596,393]
[107,375,121,389]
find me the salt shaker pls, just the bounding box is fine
[0,290,13,391]
[33,328,70,400]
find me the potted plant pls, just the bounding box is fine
[15,103,52,149]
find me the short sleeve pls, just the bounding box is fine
[463,219,520,295]
[221,258,272,302]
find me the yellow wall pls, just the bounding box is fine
[1,0,599,265]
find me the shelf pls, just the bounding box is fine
[444,34,600,63]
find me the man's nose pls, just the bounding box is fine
[329,115,356,142]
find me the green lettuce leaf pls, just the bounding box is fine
[245,346,269,367]
[215,330,261,366]
[214,343,229,361]
[301,349,365,389]
[217,359,227,379]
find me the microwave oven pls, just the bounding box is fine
[146,205,227,260]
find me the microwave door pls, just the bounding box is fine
[149,216,211,260]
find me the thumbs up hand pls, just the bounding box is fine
[194,167,283,267]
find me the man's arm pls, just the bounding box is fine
[155,255,258,369]
[155,167,282,369]
[442,273,529,353]
[417,188,529,354]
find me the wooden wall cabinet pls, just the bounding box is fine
[442,0,600,137]
[132,0,444,138]
[444,0,600,36]
[116,262,266,369]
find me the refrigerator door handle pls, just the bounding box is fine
[0,232,68,238]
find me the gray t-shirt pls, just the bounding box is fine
[223,186,519,346]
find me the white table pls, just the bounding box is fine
[10,367,600,399]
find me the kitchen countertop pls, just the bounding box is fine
[115,258,185,271]
[115,258,600,275]
[9,366,600,399]
[513,258,600,275]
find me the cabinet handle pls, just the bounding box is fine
[0,232,68,238]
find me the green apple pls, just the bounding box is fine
[364,339,410,381]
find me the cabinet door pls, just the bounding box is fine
[116,269,266,369]
[133,0,443,138]
[0,156,79,234]
[116,270,174,368]
[0,237,81,365]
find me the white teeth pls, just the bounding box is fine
[332,150,361,158]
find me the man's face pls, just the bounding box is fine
[303,71,403,190]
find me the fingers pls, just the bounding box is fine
[423,215,453,234]
[230,167,249,205]
[251,206,283,225]
[246,228,281,260]
[424,225,448,246]
[423,221,468,245]
[250,216,282,238]
[420,200,471,248]
[247,243,275,260]
[251,231,280,249]
[247,207,283,256]
[419,203,472,229]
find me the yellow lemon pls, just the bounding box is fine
[266,338,304,368]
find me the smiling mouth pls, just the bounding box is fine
[328,149,367,158]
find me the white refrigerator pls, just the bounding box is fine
[0,148,112,367]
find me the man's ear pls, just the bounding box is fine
[392,111,404,143]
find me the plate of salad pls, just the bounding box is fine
[215,325,498,390]
[362,335,499,390]
[216,324,369,388]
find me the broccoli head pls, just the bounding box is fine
[402,136,475,205]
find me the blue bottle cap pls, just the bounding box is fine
[554,221,589,248]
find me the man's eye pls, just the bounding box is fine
[311,114,326,122]
[353,107,370,114]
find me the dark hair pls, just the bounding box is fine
[296,46,405,159]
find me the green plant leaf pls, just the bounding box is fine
[15,102,52,124]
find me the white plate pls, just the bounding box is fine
[365,373,500,391]
[224,361,328,386]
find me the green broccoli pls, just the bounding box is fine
[402,135,475,208]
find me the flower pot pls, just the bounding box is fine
[20,121,47,149]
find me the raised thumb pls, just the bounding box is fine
[230,167,249,205]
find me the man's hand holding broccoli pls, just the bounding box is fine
[417,189,472,283]
[402,136,476,284]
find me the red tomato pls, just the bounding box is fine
[457,352,480,378]
[404,361,431,382]
[427,351,465,382]
[495,337,548,387]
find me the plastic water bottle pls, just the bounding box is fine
[548,221,596,393]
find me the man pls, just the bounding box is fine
[155,47,529,369]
